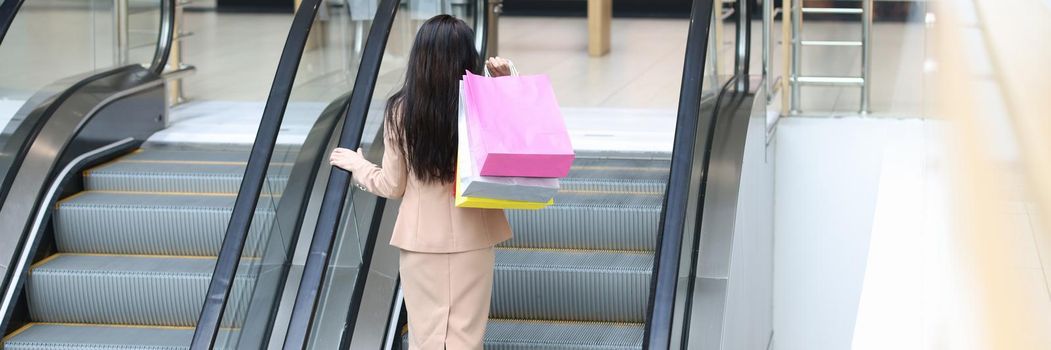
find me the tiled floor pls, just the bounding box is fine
[179,11,291,101]
[173,12,928,114]
[497,17,689,109]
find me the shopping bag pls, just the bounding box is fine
[454,146,553,210]
[456,84,559,202]
[454,170,552,210]
[462,70,574,178]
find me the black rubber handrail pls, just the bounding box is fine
[642,0,716,348]
[281,0,400,347]
[189,0,327,347]
[0,0,27,45]
[150,0,176,75]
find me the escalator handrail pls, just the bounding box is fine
[149,0,176,75]
[280,0,401,347]
[642,0,717,348]
[189,0,328,347]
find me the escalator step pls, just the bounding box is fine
[85,161,290,194]
[504,192,662,251]
[563,158,669,194]
[485,319,643,350]
[2,323,195,350]
[120,149,251,163]
[27,254,219,326]
[492,249,652,323]
[54,192,274,256]
[559,178,666,194]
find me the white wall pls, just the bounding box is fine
[722,104,776,350]
[773,117,917,350]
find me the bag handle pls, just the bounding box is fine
[483,58,520,77]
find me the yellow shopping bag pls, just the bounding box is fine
[455,187,552,210]
[454,166,553,210]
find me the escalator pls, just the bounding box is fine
[3,146,274,349]
[1,0,766,348]
[228,0,742,349]
[0,0,252,346]
[0,0,378,348]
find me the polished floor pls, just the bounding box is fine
[175,12,926,114]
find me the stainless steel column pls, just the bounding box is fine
[860,0,872,114]
[735,0,749,78]
[790,0,801,113]
[485,0,502,57]
[762,0,771,101]
[113,0,129,65]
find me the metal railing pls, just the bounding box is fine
[787,0,873,114]
[107,0,177,75]
[163,0,193,107]
[112,0,194,108]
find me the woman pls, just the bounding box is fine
[329,15,514,350]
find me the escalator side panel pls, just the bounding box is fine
[0,66,164,332]
[0,138,137,337]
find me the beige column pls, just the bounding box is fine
[587,0,612,56]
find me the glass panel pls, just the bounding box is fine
[126,0,162,66]
[304,1,478,348]
[0,0,162,203]
[214,1,379,347]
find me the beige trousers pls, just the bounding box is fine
[399,247,495,350]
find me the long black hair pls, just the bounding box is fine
[386,15,481,184]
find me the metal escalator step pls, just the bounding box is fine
[485,319,643,350]
[26,254,216,326]
[54,192,274,256]
[563,158,668,194]
[120,149,251,163]
[1,323,240,350]
[569,157,670,170]
[491,249,652,323]
[559,178,666,194]
[564,158,669,194]
[2,323,194,350]
[85,161,290,194]
[504,192,661,251]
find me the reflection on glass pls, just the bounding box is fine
[126,0,162,66]
[303,1,477,348]
[0,0,162,205]
[214,1,382,347]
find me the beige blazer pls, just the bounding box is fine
[343,120,512,254]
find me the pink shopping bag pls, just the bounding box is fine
[462,71,574,178]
